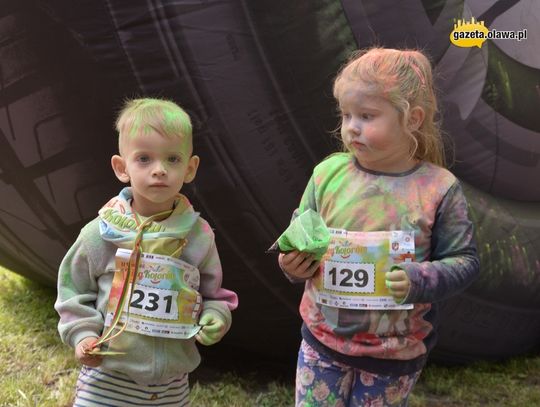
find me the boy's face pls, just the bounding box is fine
[112,130,199,216]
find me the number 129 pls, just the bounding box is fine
[328,267,369,288]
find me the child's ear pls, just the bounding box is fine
[184,155,200,183]
[408,106,425,131]
[111,155,130,183]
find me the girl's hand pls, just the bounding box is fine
[278,251,320,280]
[196,312,226,346]
[75,337,103,367]
[385,268,411,303]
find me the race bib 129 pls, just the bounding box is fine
[314,229,415,310]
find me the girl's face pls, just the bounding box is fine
[338,82,417,173]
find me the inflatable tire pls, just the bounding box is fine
[1,0,539,363]
[433,293,540,364]
[0,1,138,285]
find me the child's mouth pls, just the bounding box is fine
[351,141,367,149]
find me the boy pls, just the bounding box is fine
[55,98,238,405]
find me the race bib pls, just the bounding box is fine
[314,229,415,310]
[105,248,203,339]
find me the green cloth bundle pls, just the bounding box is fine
[268,209,330,261]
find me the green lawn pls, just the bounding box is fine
[1,266,539,406]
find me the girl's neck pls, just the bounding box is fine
[355,155,419,174]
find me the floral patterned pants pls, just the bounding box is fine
[296,340,422,407]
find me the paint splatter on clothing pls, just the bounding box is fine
[292,153,479,375]
[55,187,238,384]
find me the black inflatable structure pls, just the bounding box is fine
[1,0,539,364]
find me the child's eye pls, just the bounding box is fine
[167,155,181,164]
[137,155,151,163]
[341,113,351,120]
[361,113,373,120]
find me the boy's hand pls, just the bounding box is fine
[385,268,410,303]
[75,337,103,367]
[278,251,320,279]
[196,312,226,346]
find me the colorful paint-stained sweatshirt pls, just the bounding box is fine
[55,187,238,384]
[292,153,479,375]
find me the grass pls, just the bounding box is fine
[190,373,294,407]
[1,266,539,406]
[411,357,540,406]
[0,267,77,407]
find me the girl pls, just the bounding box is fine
[278,48,479,406]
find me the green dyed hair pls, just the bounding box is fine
[115,98,193,154]
[333,47,449,167]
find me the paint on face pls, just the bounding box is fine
[121,130,198,216]
[123,104,192,148]
[338,82,416,174]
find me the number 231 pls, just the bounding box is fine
[130,290,173,313]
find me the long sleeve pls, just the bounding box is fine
[55,232,104,348]
[297,175,318,215]
[399,181,480,303]
[185,219,238,332]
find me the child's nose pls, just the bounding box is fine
[152,162,167,176]
[346,118,361,135]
